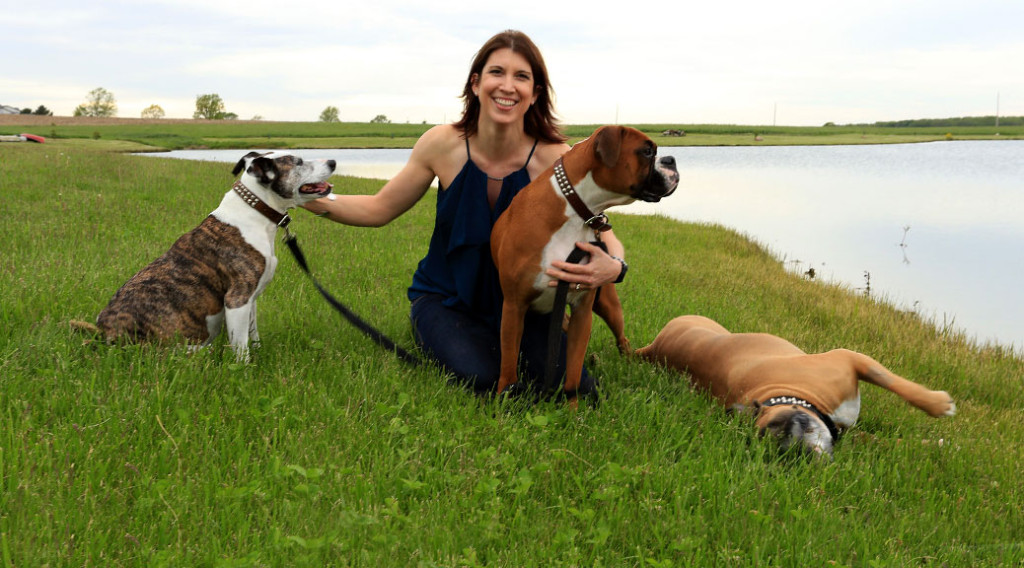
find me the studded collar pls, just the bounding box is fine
[760,395,842,441]
[553,157,612,233]
[232,181,291,228]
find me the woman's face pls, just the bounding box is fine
[471,47,538,128]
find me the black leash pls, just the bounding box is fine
[283,232,423,366]
[543,241,607,395]
[285,228,596,396]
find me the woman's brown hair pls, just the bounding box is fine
[453,30,566,143]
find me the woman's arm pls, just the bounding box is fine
[302,126,452,227]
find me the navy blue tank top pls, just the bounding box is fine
[408,138,538,326]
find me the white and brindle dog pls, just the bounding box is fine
[637,315,956,456]
[74,151,335,361]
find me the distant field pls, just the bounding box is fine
[1,114,1020,151]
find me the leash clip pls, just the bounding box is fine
[585,213,608,226]
[585,211,606,230]
[585,213,611,232]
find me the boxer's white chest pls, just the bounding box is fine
[831,394,862,429]
[528,177,611,312]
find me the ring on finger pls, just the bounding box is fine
[575,283,582,291]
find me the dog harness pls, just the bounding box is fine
[760,395,842,441]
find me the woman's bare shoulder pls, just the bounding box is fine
[414,124,464,155]
[530,140,573,174]
[409,124,467,186]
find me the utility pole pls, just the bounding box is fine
[995,92,1000,129]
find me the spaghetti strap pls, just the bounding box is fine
[465,137,472,159]
[523,138,539,167]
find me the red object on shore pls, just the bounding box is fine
[20,133,45,143]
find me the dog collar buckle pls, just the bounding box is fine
[585,213,610,231]
[554,158,612,233]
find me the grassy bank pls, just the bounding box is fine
[2,115,1021,151]
[0,144,1022,566]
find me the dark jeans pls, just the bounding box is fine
[409,293,597,398]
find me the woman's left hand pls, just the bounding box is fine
[545,240,623,290]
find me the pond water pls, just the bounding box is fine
[151,141,1024,351]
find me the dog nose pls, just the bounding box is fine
[326,159,337,170]
[659,155,676,169]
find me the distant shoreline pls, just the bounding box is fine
[1,114,1019,151]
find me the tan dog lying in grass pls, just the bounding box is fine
[637,315,956,456]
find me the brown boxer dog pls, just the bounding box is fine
[491,125,680,402]
[636,315,956,456]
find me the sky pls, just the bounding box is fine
[2,0,1022,126]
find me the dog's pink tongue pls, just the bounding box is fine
[300,182,333,194]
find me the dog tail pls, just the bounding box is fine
[68,319,101,335]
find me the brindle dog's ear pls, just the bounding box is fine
[232,151,264,176]
[247,156,277,185]
[594,125,624,169]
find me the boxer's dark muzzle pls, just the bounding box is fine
[633,155,680,202]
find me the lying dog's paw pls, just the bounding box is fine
[930,390,956,417]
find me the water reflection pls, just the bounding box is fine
[151,141,1024,350]
[153,148,415,184]
[623,141,1024,351]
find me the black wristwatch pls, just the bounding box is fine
[610,255,628,284]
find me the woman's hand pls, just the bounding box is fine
[545,240,624,290]
[299,125,456,227]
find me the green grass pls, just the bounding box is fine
[1,143,1022,567]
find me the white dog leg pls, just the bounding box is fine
[225,305,252,362]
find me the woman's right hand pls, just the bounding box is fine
[303,125,456,227]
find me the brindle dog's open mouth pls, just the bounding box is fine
[300,182,333,196]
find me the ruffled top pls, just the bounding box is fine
[408,139,538,327]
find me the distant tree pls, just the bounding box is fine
[32,105,52,116]
[20,108,30,114]
[73,87,117,117]
[320,106,340,123]
[250,114,262,121]
[193,94,228,119]
[370,114,391,124]
[222,112,238,120]
[141,104,165,119]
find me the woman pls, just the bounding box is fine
[304,30,626,398]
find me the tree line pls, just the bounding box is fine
[27,87,386,123]
[9,105,53,116]
[69,88,238,120]
[867,116,1023,128]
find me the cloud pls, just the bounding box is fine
[1,0,1022,124]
